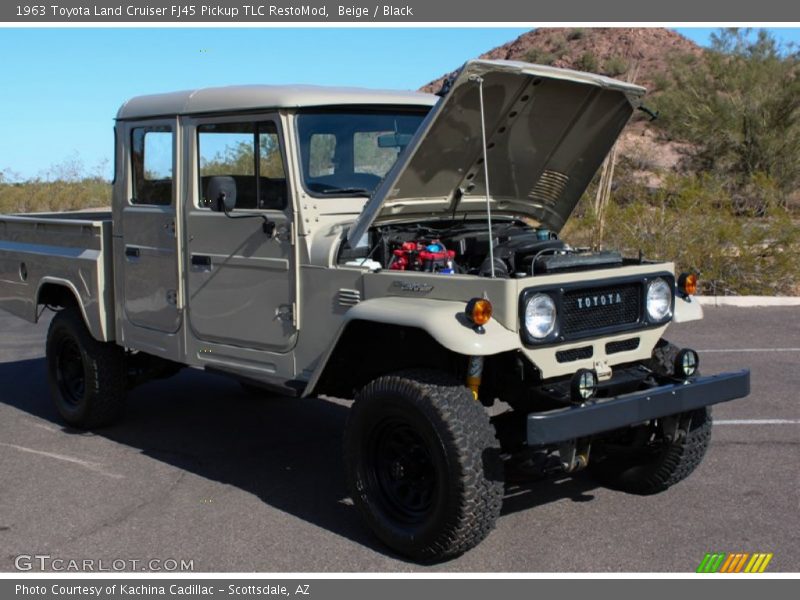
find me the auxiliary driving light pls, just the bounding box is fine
[675,348,699,378]
[466,297,493,327]
[570,369,598,402]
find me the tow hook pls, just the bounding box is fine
[558,440,591,473]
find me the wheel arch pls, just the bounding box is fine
[304,297,520,398]
[307,320,462,398]
[36,278,106,342]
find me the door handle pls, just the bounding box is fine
[191,255,212,269]
[125,246,140,259]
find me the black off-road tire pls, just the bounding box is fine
[647,338,699,379]
[46,307,126,428]
[344,370,504,562]
[590,407,712,495]
[239,381,271,397]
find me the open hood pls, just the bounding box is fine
[348,59,645,243]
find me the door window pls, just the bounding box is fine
[197,121,287,210]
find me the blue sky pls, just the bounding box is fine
[1,27,799,180]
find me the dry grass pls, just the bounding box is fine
[0,159,111,214]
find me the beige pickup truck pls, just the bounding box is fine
[0,60,749,561]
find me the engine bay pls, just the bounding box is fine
[340,219,636,278]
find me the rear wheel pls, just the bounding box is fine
[590,408,712,495]
[344,370,504,562]
[46,308,126,428]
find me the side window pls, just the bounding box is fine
[198,121,287,210]
[308,134,336,177]
[131,126,173,206]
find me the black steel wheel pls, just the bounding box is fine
[344,370,504,562]
[54,336,85,406]
[368,417,438,523]
[46,307,126,428]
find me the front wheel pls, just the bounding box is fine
[589,408,712,495]
[344,370,504,562]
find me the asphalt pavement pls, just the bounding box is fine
[0,307,797,572]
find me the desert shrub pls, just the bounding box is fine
[567,28,586,41]
[576,52,598,73]
[565,171,800,295]
[524,48,557,65]
[651,72,671,92]
[603,56,629,77]
[550,38,568,58]
[656,29,800,210]
[0,159,111,214]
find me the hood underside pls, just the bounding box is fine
[348,60,645,244]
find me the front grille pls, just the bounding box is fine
[556,346,593,363]
[561,283,642,336]
[606,338,640,354]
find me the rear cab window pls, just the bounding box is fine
[130,126,173,206]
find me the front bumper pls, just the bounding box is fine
[526,370,750,446]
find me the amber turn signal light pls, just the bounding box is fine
[466,298,493,326]
[678,272,698,296]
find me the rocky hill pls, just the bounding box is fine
[421,28,704,178]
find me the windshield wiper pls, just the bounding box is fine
[318,187,371,197]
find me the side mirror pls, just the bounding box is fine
[206,176,237,213]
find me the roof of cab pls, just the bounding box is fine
[116,84,438,120]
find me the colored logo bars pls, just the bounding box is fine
[696,552,774,573]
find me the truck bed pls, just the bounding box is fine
[0,211,114,341]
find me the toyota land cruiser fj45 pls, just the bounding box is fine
[0,60,750,561]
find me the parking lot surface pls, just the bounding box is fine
[0,307,797,572]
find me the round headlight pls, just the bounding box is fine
[646,278,673,322]
[524,293,557,339]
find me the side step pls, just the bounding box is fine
[204,365,306,397]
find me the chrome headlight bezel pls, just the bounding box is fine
[645,277,674,323]
[523,292,558,342]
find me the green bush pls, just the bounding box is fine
[567,28,586,41]
[524,48,557,65]
[651,73,671,92]
[565,171,800,295]
[603,56,629,76]
[655,29,800,209]
[550,38,568,58]
[576,52,598,73]
[0,160,111,214]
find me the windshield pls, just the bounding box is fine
[296,110,428,197]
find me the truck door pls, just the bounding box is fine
[183,114,297,352]
[119,120,182,334]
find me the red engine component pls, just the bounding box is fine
[389,239,455,272]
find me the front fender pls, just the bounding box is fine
[673,295,703,323]
[302,297,520,397]
[343,297,520,355]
